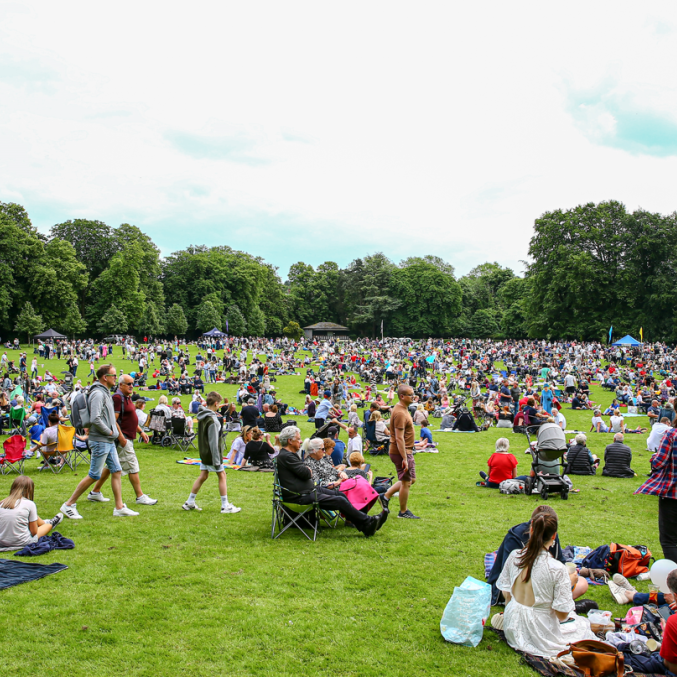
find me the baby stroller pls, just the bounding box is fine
[524,423,570,500]
[147,408,172,447]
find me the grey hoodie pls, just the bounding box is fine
[197,405,222,468]
[87,382,118,443]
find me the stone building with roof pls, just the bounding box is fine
[303,322,351,340]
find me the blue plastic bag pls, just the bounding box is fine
[440,576,492,647]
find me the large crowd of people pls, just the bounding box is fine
[3,334,677,669]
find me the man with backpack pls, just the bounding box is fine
[60,364,139,519]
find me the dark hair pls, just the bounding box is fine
[96,363,114,379]
[48,411,60,425]
[527,397,535,407]
[667,569,677,596]
[516,512,558,582]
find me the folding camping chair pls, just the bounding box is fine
[67,427,90,469]
[0,435,27,475]
[9,407,27,436]
[271,459,319,541]
[40,406,59,428]
[37,425,74,474]
[169,417,197,453]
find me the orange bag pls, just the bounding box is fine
[557,640,624,677]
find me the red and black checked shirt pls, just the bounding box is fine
[635,428,677,499]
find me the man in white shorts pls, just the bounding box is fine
[87,374,157,506]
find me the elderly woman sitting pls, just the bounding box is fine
[590,410,609,433]
[478,437,518,488]
[303,438,347,489]
[370,410,390,443]
[171,397,193,432]
[564,433,599,475]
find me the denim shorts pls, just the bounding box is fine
[88,440,122,480]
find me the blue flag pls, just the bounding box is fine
[608,325,613,342]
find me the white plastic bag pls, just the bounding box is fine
[440,576,492,647]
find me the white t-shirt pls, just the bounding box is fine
[591,416,607,431]
[0,498,38,548]
[609,415,624,433]
[136,409,148,427]
[347,436,363,454]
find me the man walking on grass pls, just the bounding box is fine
[60,364,139,519]
[382,384,420,519]
[182,391,241,514]
[87,374,157,507]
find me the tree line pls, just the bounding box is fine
[1,200,674,341]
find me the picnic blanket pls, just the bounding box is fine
[15,532,74,557]
[176,458,241,469]
[488,628,661,677]
[0,559,68,590]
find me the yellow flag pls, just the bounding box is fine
[640,327,643,342]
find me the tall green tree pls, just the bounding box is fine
[139,301,165,337]
[97,304,128,335]
[525,201,630,339]
[389,260,462,337]
[88,246,146,334]
[225,304,247,336]
[14,302,44,343]
[166,303,188,337]
[195,300,221,333]
[50,219,117,280]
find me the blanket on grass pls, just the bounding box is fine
[176,458,241,469]
[0,559,68,590]
[488,628,661,677]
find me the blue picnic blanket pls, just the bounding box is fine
[0,559,68,589]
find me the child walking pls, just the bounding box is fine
[182,391,241,514]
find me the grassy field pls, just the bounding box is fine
[0,347,662,677]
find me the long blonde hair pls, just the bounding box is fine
[0,476,34,510]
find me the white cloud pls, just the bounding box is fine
[1,1,677,277]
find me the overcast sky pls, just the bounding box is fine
[2,1,676,279]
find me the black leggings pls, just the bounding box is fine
[659,497,677,563]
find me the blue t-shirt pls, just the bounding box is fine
[331,440,346,466]
[420,427,433,444]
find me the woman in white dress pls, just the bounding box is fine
[497,511,595,658]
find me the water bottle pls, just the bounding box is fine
[637,572,651,582]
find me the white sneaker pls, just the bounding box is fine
[612,574,637,596]
[182,501,201,511]
[135,494,158,505]
[221,503,241,514]
[61,502,83,519]
[113,504,139,517]
[87,491,110,502]
[608,579,631,604]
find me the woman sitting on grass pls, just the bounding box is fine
[0,476,62,550]
[496,510,595,657]
[478,437,517,487]
[590,409,609,433]
[242,427,275,470]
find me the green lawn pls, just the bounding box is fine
[0,347,662,676]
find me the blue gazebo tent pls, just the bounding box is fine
[202,328,227,338]
[611,335,642,346]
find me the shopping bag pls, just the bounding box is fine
[440,576,491,647]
